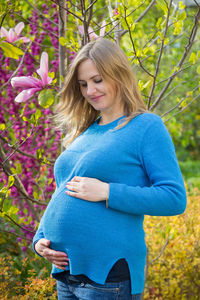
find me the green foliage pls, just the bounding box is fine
[38,89,55,108]
[144,187,200,299]
[0,41,24,59]
[179,160,200,191]
[0,186,199,299]
[0,255,56,299]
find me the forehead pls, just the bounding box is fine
[77,59,100,80]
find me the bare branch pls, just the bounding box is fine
[2,128,35,165]
[58,0,67,88]
[148,0,173,109]
[120,0,156,38]
[0,13,7,28]
[139,34,183,64]
[0,228,32,242]
[87,0,95,36]
[193,0,200,7]
[150,239,169,264]
[24,0,57,26]
[124,7,153,77]
[15,12,58,38]
[108,0,121,44]
[155,64,192,87]
[0,135,55,164]
[50,0,83,22]
[85,0,98,13]
[164,93,200,123]
[150,7,200,110]
[0,212,35,234]
[135,0,156,23]
[0,142,46,216]
[161,83,198,117]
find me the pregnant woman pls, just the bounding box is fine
[33,38,187,300]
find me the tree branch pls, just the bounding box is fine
[120,0,156,38]
[0,142,46,216]
[135,0,156,23]
[148,0,173,109]
[85,0,98,13]
[0,228,32,242]
[24,0,57,26]
[124,7,153,77]
[58,0,67,88]
[50,0,83,22]
[150,6,200,110]
[150,239,169,264]
[0,213,35,234]
[164,93,200,123]
[2,128,35,165]
[0,135,55,164]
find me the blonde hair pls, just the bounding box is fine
[55,38,147,147]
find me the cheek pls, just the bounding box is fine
[80,87,86,97]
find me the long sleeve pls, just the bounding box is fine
[32,216,45,256]
[108,116,187,216]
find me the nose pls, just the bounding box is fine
[86,83,96,96]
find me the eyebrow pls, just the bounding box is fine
[78,74,101,82]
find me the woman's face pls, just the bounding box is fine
[77,59,123,115]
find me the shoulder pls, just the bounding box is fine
[132,112,163,125]
[127,112,165,133]
[128,112,173,145]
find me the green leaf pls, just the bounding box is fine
[59,37,66,46]
[16,162,22,174]
[38,89,54,108]
[156,17,163,29]
[189,52,197,65]
[7,175,15,188]
[0,123,6,130]
[0,41,23,59]
[6,206,19,218]
[178,10,187,21]
[179,1,186,9]
[36,149,43,159]
[196,65,200,74]
[34,109,42,121]
[173,20,183,35]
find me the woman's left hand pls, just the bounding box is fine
[66,176,109,202]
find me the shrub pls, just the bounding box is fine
[144,187,200,299]
[0,187,199,299]
[0,255,56,299]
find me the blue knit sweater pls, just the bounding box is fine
[33,113,187,294]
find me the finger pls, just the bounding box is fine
[65,190,81,198]
[54,264,68,270]
[43,249,69,259]
[71,176,82,182]
[52,251,69,258]
[66,182,80,192]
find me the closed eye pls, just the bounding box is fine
[79,78,103,88]
[94,79,102,83]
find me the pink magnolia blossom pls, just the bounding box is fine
[114,8,119,16]
[78,20,106,40]
[0,22,30,43]
[11,52,53,103]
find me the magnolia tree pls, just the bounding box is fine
[0,0,199,256]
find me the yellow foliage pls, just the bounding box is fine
[144,187,200,299]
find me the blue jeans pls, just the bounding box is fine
[56,272,142,300]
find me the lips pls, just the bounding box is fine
[91,95,103,102]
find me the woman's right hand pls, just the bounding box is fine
[35,238,69,270]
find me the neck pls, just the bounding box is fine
[99,111,125,125]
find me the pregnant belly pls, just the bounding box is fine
[42,186,111,251]
[42,185,145,255]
